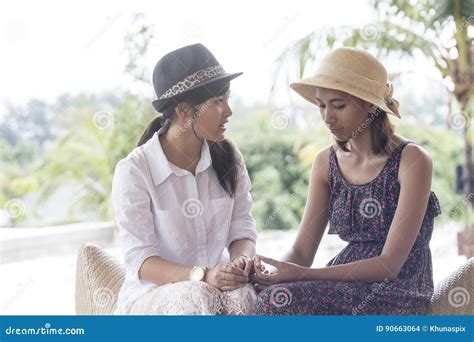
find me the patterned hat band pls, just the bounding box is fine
[158,65,226,100]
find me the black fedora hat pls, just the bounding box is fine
[152,43,243,112]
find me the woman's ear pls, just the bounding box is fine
[367,103,378,114]
[175,102,193,120]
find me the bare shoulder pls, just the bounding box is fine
[399,140,433,182]
[311,145,332,184]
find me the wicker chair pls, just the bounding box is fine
[75,243,474,315]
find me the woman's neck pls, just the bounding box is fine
[346,127,375,159]
[159,125,203,175]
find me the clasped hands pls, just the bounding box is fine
[205,254,307,292]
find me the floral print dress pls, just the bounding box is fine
[252,141,441,315]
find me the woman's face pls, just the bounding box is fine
[314,87,374,141]
[190,90,232,142]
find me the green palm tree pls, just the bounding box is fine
[273,0,473,231]
[38,93,153,222]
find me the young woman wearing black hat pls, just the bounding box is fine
[112,44,257,315]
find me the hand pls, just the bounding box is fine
[231,255,253,275]
[251,255,273,291]
[253,255,308,288]
[204,262,249,292]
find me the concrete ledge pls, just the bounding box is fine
[0,222,116,264]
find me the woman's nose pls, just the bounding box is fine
[322,110,336,125]
[224,103,233,118]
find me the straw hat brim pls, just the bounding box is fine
[290,75,401,118]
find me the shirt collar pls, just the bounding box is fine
[143,126,212,186]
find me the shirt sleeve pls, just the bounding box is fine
[226,148,258,246]
[111,158,160,281]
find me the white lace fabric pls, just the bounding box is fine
[124,281,257,315]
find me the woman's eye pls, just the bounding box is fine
[334,105,345,110]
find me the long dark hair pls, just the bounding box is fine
[336,109,395,155]
[137,86,239,197]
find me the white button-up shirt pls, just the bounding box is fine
[112,127,257,314]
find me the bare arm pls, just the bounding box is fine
[281,147,330,267]
[302,144,433,282]
[139,256,193,285]
[229,238,256,260]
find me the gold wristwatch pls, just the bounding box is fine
[190,266,207,281]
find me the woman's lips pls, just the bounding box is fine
[219,121,228,131]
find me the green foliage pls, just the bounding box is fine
[230,109,319,230]
[36,92,154,222]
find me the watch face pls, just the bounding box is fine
[191,267,204,281]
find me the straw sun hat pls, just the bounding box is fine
[290,47,401,118]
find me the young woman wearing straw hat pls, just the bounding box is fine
[112,44,257,315]
[252,47,441,315]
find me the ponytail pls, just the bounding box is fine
[136,116,165,147]
[137,105,174,147]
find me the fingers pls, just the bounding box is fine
[223,272,248,284]
[215,263,249,288]
[220,263,247,277]
[243,258,252,275]
[236,260,246,272]
[254,256,262,270]
[254,261,277,284]
[253,258,265,273]
[253,270,274,285]
[256,254,279,268]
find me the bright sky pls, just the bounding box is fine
[0,0,442,110]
